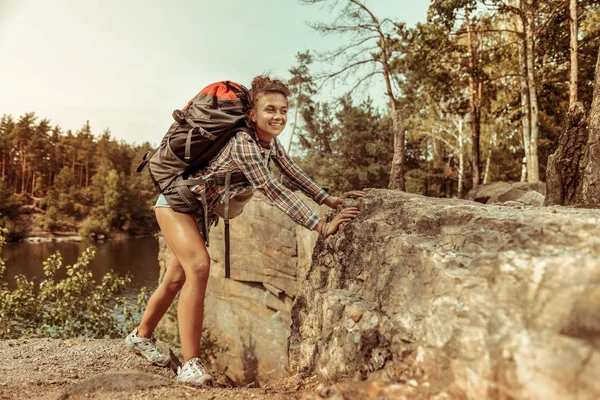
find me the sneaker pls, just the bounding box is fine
[124,327,170,367]
[176,358,213,386]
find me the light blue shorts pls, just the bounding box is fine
[154,194,208,240]
[154,194,170,209]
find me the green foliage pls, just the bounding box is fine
[78,217,110,239]
[43,206,59,232]
[0,239,136,339]
[0,182,19,220]
[295,97,392,194]
[0,115,158,238]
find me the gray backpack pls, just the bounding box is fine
[137,81,252,278]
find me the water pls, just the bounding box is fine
[2,236,161,300]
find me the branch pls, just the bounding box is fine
[314,58,377,91]
[451,28,521,36]
[309,21,379,34]
[416,129,458,151]
[346,71,380,96]
[488,73,523,81]
[323,58,375,80]
[322,35,379,61]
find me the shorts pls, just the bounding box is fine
[153,189,254,241]
[154,194,207,239]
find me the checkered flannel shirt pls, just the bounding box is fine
[190,130,329,230]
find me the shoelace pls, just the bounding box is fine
[138,336,159,355]
[190,359,207,376]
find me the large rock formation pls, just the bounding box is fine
[158,192,324,386]
[289,189,600,399]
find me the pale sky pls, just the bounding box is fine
[0,0,429,147]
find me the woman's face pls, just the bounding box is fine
[249,92,288,142]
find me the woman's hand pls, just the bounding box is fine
[323,190,366,209]
[315,207,360,237]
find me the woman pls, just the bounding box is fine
[125,76,364,386]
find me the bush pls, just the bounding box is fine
[78,217,110,239]
[44,206,59,232]
[0,238,135,338]
[0,217,25,241]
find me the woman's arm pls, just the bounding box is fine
[272,138,329,204]
[231,132,321,230]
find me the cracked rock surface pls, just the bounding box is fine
[289,189,600,400]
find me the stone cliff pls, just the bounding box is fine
[289,189,600,399]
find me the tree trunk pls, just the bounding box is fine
[457,118,465,199]
[518,28,532,181]
[577,46,600,204]
[483,134,494,185]
[288,84,302,154]
[544,103,587,205]
[1,148,5,181]
[20,141,26,193]
[525,0,540,183]
[389,110,405,191]
[569,0,579,105]
[466,11,481,190]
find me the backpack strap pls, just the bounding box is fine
[223,172,232,279]
[172,109,218,160]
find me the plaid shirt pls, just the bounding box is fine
[190,130,329,230]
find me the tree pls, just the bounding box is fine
[302,0,406,190]
[577,44,600,203]
[287,51,317,154]
[296,96,393,193]
[545,44,600,205]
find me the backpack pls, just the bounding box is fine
[136,81,252,278]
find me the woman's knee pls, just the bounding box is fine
[162,272,186,294]
[183,257,211,282]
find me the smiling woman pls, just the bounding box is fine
[124,74,365,387]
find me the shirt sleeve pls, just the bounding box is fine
[231,132,321,230]
[272,138,329,205]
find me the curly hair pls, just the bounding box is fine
[249,75,291,108]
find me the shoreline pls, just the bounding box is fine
[15,232,153,244]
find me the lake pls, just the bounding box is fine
[2,236,161,301]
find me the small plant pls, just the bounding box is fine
[0,228,133,338]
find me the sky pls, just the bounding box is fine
[0,0,429,148]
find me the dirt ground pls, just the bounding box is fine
[0,338,316,400]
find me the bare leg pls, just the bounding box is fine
[137,251,186,338]
[154,207,210,363]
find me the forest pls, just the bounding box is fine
[1,0,599,240]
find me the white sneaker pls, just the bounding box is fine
[176,358,213,386]
[124,327,170,367]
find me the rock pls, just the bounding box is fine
[466,181,512,203]
[516,190,545,206]
[289,189,600,400]
[487,181,546,204]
